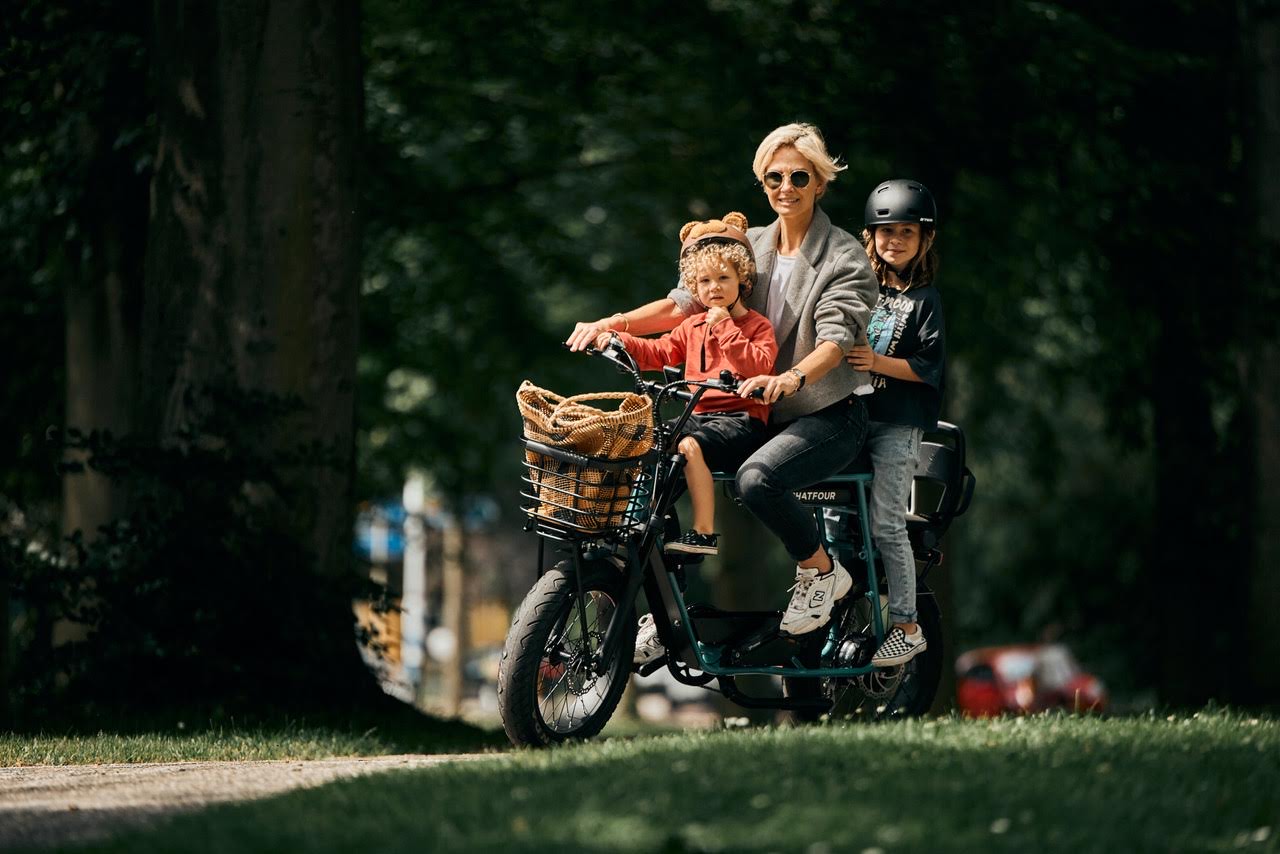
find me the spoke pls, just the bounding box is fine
[548,608,581,656]
[534,586,622,735]
[538,674,567,726]
[541,656,573,698]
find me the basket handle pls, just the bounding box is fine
[549,391,639,423]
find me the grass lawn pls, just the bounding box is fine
[64,710,1279,853]
[0,710,508,766]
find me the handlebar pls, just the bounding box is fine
[571,338,743,404]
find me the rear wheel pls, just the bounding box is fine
[498,559,635,747]
[783,582,944,722]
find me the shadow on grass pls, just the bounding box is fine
[70,712,1280,853]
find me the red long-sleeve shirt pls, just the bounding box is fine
[615,310,778,423]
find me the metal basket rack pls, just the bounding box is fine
[520,438,655,537]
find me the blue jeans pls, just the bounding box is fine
[735,395,869,562]
[824,421,922,624]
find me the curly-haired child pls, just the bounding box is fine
[596,213,778,561]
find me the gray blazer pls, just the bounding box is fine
[670,206,878,422]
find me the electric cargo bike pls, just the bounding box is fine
[498,339,974,747]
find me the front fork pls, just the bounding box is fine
[581,451,687,676]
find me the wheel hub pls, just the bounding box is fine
[562,635,603,695]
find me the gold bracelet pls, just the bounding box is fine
[610,312,630,333]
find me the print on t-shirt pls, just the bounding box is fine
[867,291,916,391]
[863,283,946,431]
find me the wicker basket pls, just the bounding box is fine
[516,381,655,532]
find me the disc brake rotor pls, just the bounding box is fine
[853,665,905,700]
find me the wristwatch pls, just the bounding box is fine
[787,368,806,390]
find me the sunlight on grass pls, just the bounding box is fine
[0,728,395,766]
[74,711,1279,853]
[0,713,509,766]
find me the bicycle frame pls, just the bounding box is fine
[523,341,897,703]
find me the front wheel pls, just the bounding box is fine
[783,582,944,722]
[497,558,635,747]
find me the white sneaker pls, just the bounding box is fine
[871,625,927,667]
[779,559,852,636]
[633,613,665,665]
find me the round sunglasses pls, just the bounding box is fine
[762,169,812,190]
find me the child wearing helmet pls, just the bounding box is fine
[842,179,947,667]
[596,213,778,570]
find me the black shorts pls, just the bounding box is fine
[680,412,769,474]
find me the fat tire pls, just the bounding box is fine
[497,559,634,747]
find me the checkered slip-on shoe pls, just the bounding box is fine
[871,626,928,667]
[664,530,720,555]
[779,559,853,636]
[633,613,666,665]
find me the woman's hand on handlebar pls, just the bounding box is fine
[567,318,617,352]
[738,372,801,404]
[592,330,617,351]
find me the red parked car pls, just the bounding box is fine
[955,644,1107,716]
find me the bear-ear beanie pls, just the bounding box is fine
[679,212,751,256]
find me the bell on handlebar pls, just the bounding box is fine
[719,370,736,389]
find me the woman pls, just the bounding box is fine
[567,122,877,638]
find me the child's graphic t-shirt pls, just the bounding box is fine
[866,283,945,430]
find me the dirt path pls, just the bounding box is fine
[0,754,493,849]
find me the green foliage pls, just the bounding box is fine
[1,0,1268,710]
[356,0,1256,700]
[0,1,152,510]
[5,391,377,724]
[77,713,1280,852]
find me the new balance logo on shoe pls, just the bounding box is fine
[779,561,852,636]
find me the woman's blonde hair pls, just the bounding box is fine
[752,123,846,187]
[863,226,939,291]
[679,242,756,300]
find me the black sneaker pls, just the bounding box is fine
[664,530,719,555]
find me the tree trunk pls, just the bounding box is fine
[57,56,151,653]
[62,228,141,543]
[1246,11,1280,704]
[142,1,365,702]
[144,0,361,574]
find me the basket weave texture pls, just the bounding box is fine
[516,381,654,528]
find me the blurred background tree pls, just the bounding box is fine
[1,0,1275,721]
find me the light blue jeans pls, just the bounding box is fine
[824,421,923,625]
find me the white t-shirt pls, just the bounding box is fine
[766,252,873,395]
[765,254,797,332]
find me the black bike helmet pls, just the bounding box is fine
[864,179,937,228]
